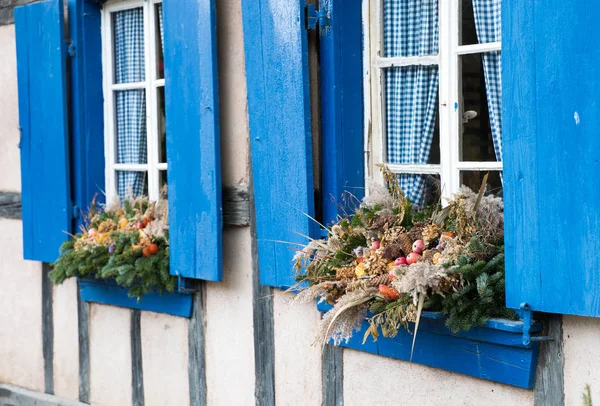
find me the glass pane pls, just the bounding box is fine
[116,171,148,200]
[157,86,167,163]
[155,3,164,79]
[460,0,478,45]
[384,66,440,165]
[459,53,500,162]
[397,173,441,207]
[113,7,145,84]
[460,171,502,197]
[383,0,439,57]
[115,90,147,164]
[459,0,501,45]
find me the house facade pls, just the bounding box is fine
[0,0,598,405]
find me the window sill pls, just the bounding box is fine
[316,301,541,389]
[79,278,193,318]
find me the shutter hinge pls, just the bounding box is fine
[67,41,76,58]
[305,4,330,30]
[72,203,80,220]
[520,303,553,346]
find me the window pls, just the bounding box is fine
[366,0,502,205]
[102,0,166,202]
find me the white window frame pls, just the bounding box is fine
[364,0,502,199]
[101,0,165,202]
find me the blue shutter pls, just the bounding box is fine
[504,0,600,316]
[163,0,223,281]
[242,0,318,288]
[15,0,72,263]
[319,0,365,224]
[68,0,105,227]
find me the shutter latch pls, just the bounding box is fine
[305,4,330,30]
[520,303,553,346]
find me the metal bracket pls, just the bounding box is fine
[305,4,330,30]
[67,41,76,58]
[177,274,200,294]
[520,302,553,346]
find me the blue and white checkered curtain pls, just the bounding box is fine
[473,0,502,161]
[114,8,147,199]
[384,0,439,206]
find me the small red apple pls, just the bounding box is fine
[406,252,421,265]
[412,239,425,254]
[371,240,380,250]
[394,257,407,266]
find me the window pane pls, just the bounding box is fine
[384,66,440,165]
[116,170,148,200]
[115,89,147,164]
[397,173,441,207]
[460,171,502,197]
[157,86,167,163]
[383,0,439,57]
[155,3,164,79]
[460,0,501,45]
[459,52,501,162]
[113,7,145,84]
[159,170,167,191]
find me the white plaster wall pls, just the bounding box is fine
[273,291,323,406]
[0,218,44,392]
[0,25,21,192]
[52,279,80,401]
[89,304,132,406]
[563,315,600,405]
[141,312,189,406]
[343,348,533,406]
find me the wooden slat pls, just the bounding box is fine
[320,0,365,224]
[163,0,223,281]
[241,0,317,288]
[504,0,600,316]
[67,0,106,227]
[15,0,72,263]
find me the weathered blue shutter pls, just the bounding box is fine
[319,0,364,224]
[15,0,72,263]
[163,0,223,281]
[504,0,600,316]
[68,0,105,227]
[241,1,318,288]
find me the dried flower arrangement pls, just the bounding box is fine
[49,192,176,299]
[293,166,515,348]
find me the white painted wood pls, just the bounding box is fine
[102,0,165,202]
[386,163,441,174]
[456,41,501,55]
[376,55,439,68]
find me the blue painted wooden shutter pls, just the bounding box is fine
[504,0,600,316]
[319,0,364,225]
[15,0,72,263]
[241,0,318,288]
[162,0,223,281]
[68,0,105,228]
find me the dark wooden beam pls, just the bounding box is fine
[0,192,21,219]
[322,344,343,406]
[188,280,207,406]
[534,314,565,406]
[42,263,54,395]
[131,310,144,406]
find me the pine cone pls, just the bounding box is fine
[368,274,392,287]
[408,222,425,241]
[371,213,399,230]
[395,233,414,256]
[382,244,403,261]
[422,223,441,247]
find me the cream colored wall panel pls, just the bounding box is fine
[216,0,249,185]
[343,348,533,406]
[0,25,21,192]
[273,291,322,406]
[0,218,44,392]
[141,312,189,406]
[206,227,255,406]
[563,315,600,406]
[52,278,79,401]
[89,304,132,406]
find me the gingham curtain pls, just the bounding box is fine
[384,0,439,206]
[472,0,502,161]
[114,8,147,199]
[158,4,164,53]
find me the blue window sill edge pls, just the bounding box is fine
[78,278,193,318]
[316,301,542,389]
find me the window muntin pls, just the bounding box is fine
[102,0,165,202]
[367,0,502,203]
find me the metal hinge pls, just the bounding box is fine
[72,203,80,220]
[520,303,553,346]
[67,41,76,58]
[305,4,330,30]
